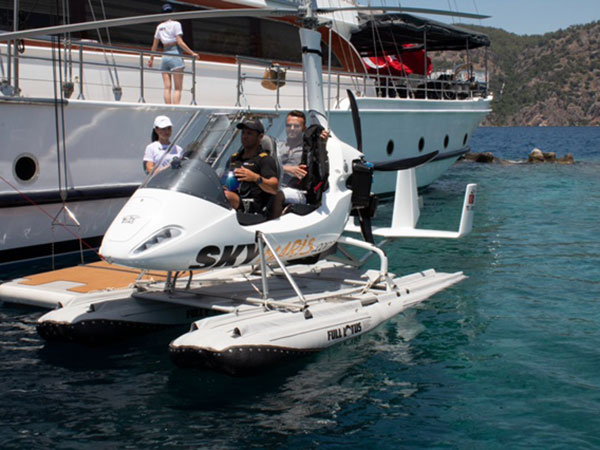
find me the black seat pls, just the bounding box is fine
[236,211,269,225]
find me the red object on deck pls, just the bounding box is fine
[363,45,432,76]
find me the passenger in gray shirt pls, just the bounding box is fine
[271,110,328,218]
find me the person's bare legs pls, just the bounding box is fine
[270,191,285,219]
[172,69,184,105]
[162,72,172,104]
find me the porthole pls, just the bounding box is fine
[13,153,39,183]
[418,137,425,152]
[463,133,469,146]
[386,139,394,155]
[444,135,449,149]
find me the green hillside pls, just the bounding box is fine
[433,21,600,126]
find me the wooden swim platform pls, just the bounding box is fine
[0,261,168,308]
[18,261,167,293]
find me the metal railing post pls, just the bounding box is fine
[12,40,19,95]
[235,59,242,106]
[77,44,85,99]
[190,56,197,105]
[423,29,428,100]
[7,40,12,86]
[138,51,145,102]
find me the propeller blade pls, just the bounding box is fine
[358,210,375,244]
[346,89,362,153]
[371,151,439,172]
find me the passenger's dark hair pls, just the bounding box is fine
[151,129,159,142]
[287,110,306,123]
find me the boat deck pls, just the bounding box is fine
[0,261,167,308]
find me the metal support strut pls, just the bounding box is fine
[256,231,307,305]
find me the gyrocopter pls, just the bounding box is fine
[33,6,477,376]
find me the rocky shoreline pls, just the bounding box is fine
[462,148,575,164]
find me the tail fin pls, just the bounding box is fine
[345,168,477,240]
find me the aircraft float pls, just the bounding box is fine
[16,5,477,376]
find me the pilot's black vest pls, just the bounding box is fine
[229,147,275,213]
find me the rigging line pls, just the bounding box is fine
[334,0,360,84]
[57,36,69,196]
[51,36,65,203]
[330,0,359,91]
[471,0,482,27]
[369,4,395,84]
[86,0,116,88]
[343,0,363,88]
[385,7,407,79]
[0,175,105,259]
[61,0,73,82]
[98,0,120,86]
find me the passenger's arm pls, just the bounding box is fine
[283,164,307,179]
[175,35,199,59]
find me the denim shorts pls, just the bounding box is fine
[160,46,185,72]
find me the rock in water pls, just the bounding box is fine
[558,153,575,164]
[463,151,499,163]
[528,148,545,163]
[528,148,574,164]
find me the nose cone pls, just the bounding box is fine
[100,188,235,271]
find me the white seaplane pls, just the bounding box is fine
[25,5,477,376]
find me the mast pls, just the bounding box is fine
[12,0,20,95]
[299,0,326,118]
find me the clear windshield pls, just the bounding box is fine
[142,111,283,209]
[145,158,231,209]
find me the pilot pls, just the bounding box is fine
[224,118,279,215]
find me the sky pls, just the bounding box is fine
[377,0,600,35]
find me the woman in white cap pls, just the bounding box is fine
[143,115,184,173]
[148,3,198,104]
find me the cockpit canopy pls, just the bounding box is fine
[145,158,231,209]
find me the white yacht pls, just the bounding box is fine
[0,0,491,263]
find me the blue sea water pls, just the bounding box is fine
[1,127,599,449]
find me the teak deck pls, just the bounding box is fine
[18,261,167,293]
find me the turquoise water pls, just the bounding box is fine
[1,127,599,448]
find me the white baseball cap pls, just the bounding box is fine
[153,115,173,129]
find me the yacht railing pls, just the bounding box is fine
[234,55,488,106]
[0,38,488,107]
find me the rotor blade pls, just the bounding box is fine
[346,89,362,153]
[316,6,490,20]
[0,8,298,41]
[371,151,439,172]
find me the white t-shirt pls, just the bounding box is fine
[154,20,183,45]
[143,141,183,170]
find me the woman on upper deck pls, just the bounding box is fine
[148,3,198,104]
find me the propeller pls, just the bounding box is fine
[371,151,439,171]
[345,90,438,244]
[346,89,362,152]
